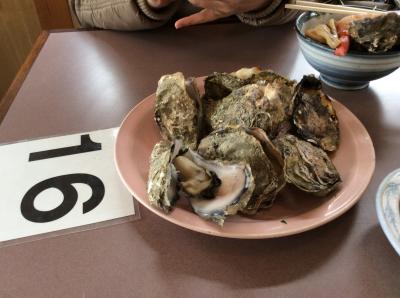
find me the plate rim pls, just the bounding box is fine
[114,83,376,239]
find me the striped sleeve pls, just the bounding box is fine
[237,0,306,26]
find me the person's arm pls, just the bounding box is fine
[69,0,180,31]
[175,0,302,29]
[237,0,301,26]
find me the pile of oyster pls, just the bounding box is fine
[147,68,341,226]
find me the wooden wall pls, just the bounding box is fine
[0,0,73,101]
[0,0,41,99]
[33,0,73,29]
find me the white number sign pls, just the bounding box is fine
[0,128,135,243]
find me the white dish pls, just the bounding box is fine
[376,169,400,255]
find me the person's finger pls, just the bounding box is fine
[175,8,221,29]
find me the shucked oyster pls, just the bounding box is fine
[155,72,201,149]
[147,140,255,225]
[198,126,285,214]
[207,81,295,139]
[275,134,341,196]
[292,75,339,152]
[175,149,254,225]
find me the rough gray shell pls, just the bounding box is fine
[147,140,179,212]
[155,72,201,149]
[349,13,400,53]
[204,67,296,101]
[292,75,339,152]
[275,134,341,196]
[206,81,295,139]
[248,69,297,89]
[204,72,246,100]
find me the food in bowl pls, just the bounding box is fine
[295,12,400,90]
[304,12,400,56]
[147,67,341,225]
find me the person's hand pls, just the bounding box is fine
[175,0,270,29]
[147,0,175,9]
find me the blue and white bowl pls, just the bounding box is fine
[376,169,400,256]
[295,12,400,90]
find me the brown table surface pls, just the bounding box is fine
[1,22,399,298]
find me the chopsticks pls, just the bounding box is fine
[285,0,387,16]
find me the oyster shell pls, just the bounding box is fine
[203,67,263,101]
[147,139,255,225]
[275,134,341,196]
[204,72,246,100]
[246,127,286,209]
[204,67,296,101]
[155,72,201,149]
[149,69,343,223]
[349,13,400,53]
[248,69,297,89]
[198,126,285,214]
[292,75,339,152]
[147,140,179,212]
[207,81,295,138]
[173,154,221,199]
[175,149,255,226]
[231,67,262,80]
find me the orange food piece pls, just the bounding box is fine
[335,35,350,56]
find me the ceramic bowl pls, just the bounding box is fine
[295,12,400,90]
[376,169,400,256]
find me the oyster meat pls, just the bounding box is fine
[198,126,285,214]
[147,139,255,225]
[349,13,400,53]
[174,149,254,226]
[292,75,339,152]
[155,72,201,149]
[275,134,341,196]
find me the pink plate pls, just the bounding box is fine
[115,79,375,239]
